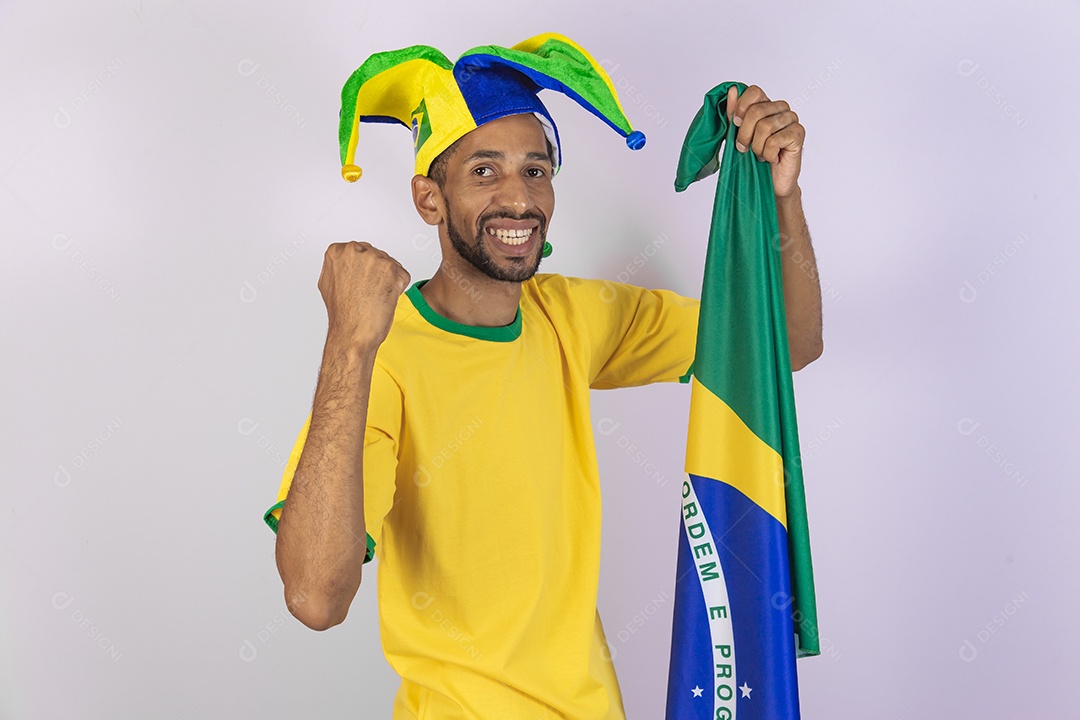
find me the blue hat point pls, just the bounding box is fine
[626,130,646,150]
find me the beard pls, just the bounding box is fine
[445,198,547,283]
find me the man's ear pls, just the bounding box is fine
[411,174,445,226]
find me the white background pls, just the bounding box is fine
[2,0,1076,717]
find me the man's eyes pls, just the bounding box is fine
[470,166,548,178]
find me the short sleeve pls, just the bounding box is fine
[262,361,404,565]
[582,278,700,389]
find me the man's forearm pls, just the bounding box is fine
[775,185,823,370]
[275,335,376,630]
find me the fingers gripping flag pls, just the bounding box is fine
[665,82,819,720]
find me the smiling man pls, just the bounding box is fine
[412,112,556,323]
[263,33,822,720]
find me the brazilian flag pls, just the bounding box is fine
[665,82,819,720]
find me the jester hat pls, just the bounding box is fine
[338,32,647,184]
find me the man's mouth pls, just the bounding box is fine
[485,226,535,246]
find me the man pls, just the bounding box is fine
[264,34,822,719]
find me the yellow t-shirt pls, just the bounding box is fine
[264,273,699,719]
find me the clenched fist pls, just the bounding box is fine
[318,241,410,350]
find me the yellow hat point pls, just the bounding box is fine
[342,164,362,182]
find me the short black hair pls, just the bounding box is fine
[426,133,557,191]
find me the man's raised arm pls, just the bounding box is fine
[274,241,409,631]
[724,84,824,371]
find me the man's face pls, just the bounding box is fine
[437,113,555,283]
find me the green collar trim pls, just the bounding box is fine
[405,279,522,342]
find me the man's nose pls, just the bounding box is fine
[494,173,531,214]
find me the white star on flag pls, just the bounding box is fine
[739,682,753,699]
[691,686,704,698]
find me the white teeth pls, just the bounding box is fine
[486,227,534,246]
